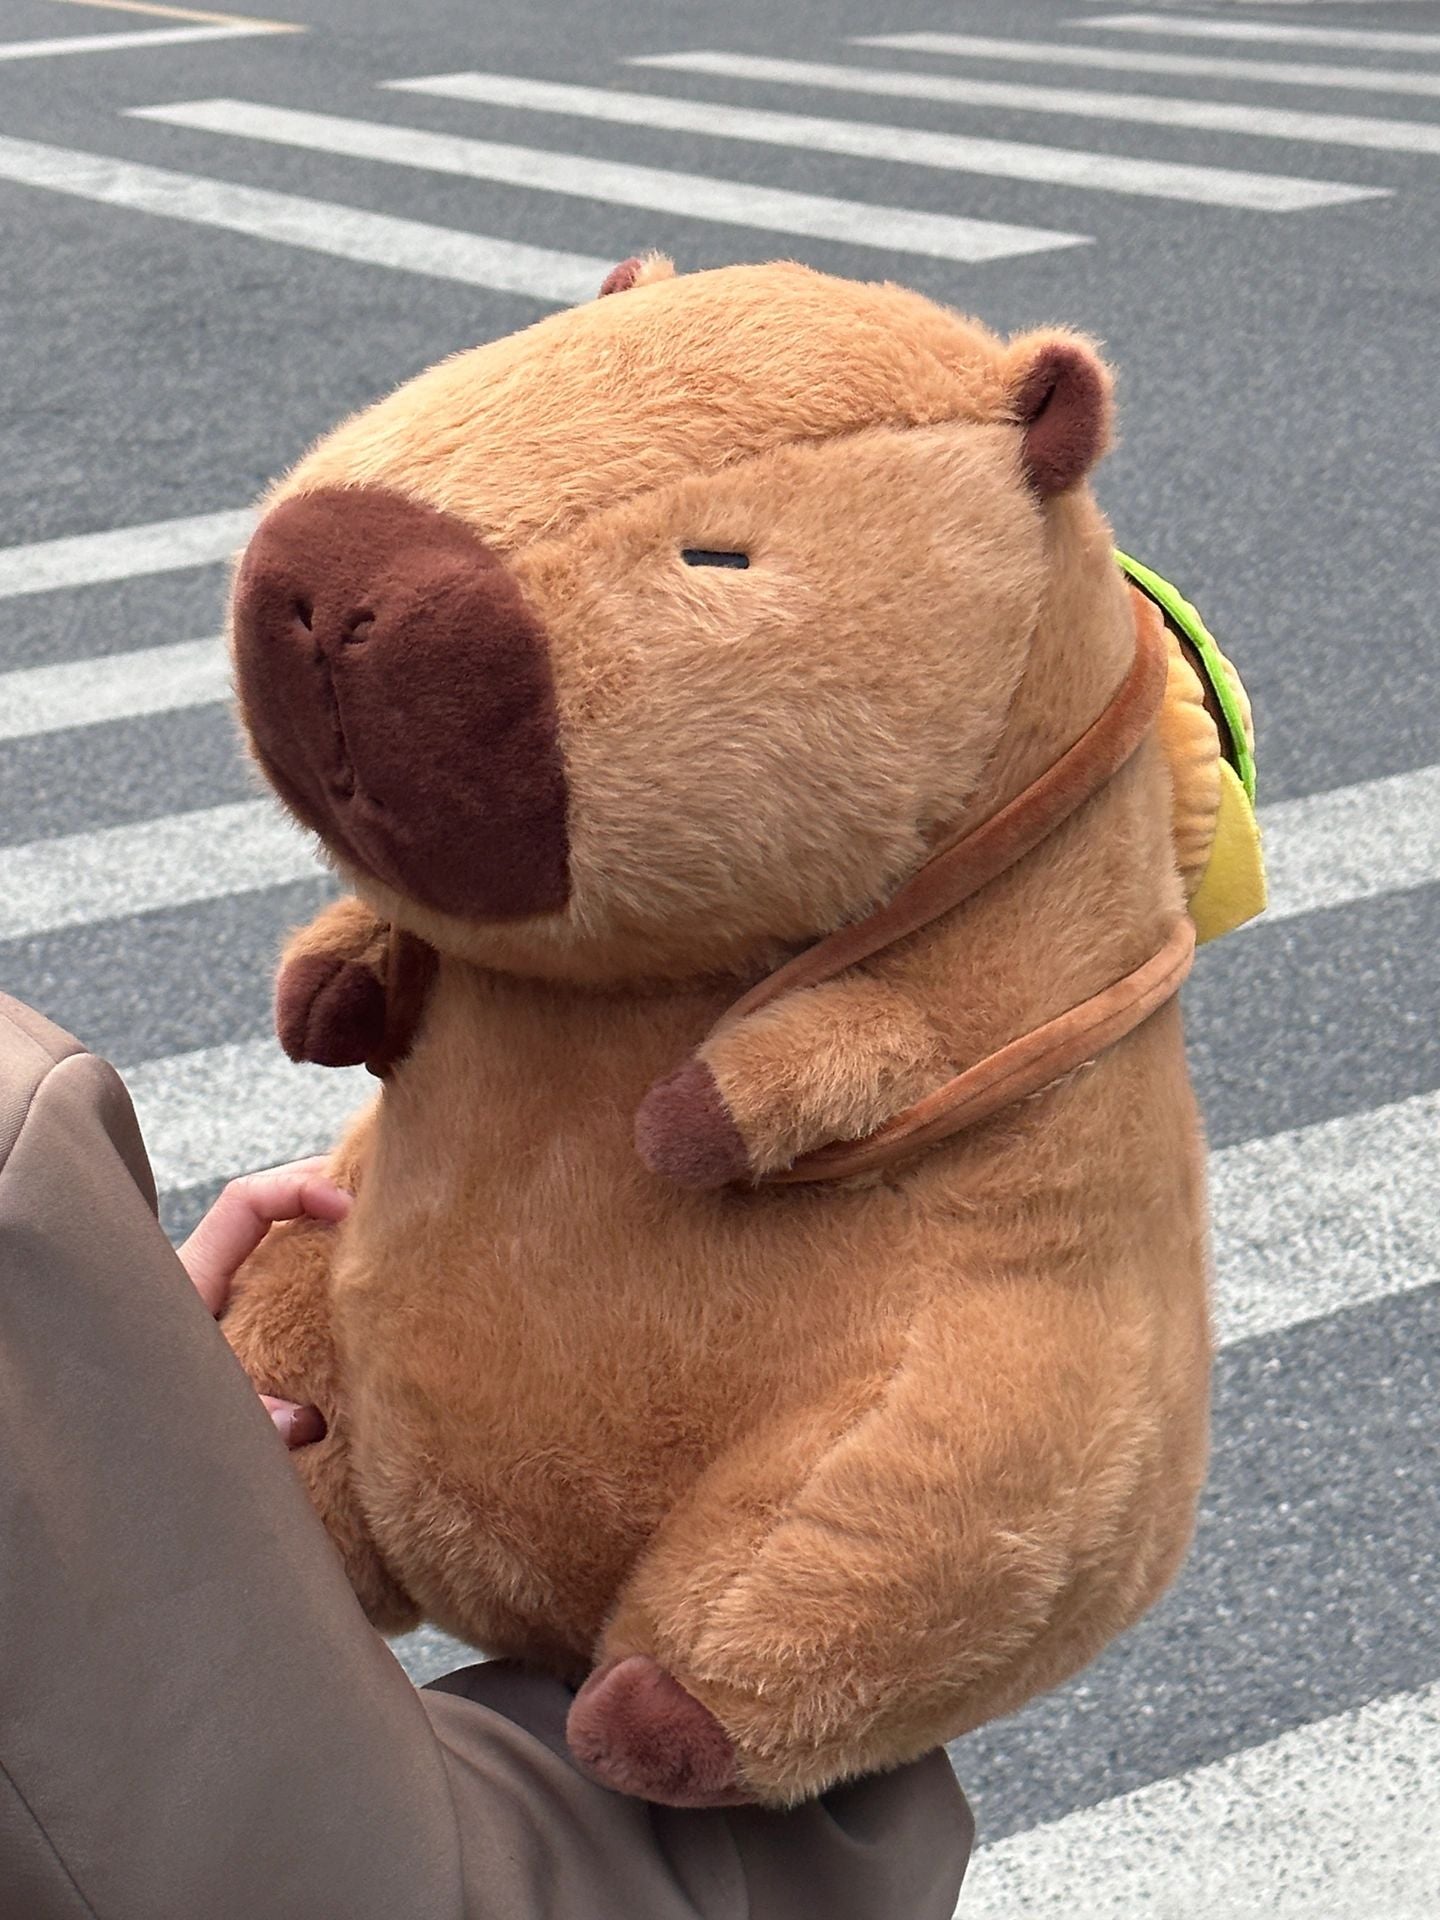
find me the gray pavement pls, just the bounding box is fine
[1,0,1437,1908]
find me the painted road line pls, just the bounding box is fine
[857,30,1440,101]
[1209,1087,1438,1347]
[957,1678,1440,1919]
[388,1623,477,1686]
[122,1053,1437,1357]
[0,135,612,305]
[0,507,253,601]
[123,1052,1440,1367]
[43,0,301,27]
[0,24,278,59]
[130,98,1090,264]
[632,52,1440,159]
[0,635,228,741]
[128,1039,370,1193]
[1259,762,1440,923]
[1078,14,1440,59]
[0,799,320,941]
[387,73,1383,213]
[1,754,1436,942]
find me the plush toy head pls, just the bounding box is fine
[232,259,1114,985]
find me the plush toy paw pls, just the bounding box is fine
[276,951,387,1067]
[634,1060,751,1189]
[567,1655,750,1807]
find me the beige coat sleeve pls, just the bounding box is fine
[0,994,973,1920]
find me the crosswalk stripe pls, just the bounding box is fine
[1210,1087,1438,1346]
[858,29,1440,100]
[129,98,1091,264]
[0,635,228,741]
[126,1015,1438,1357]
[129,1041,369,1194]
[0,800,318,941]
[631,52,1440,159]
[0,134,612,305]
[386,72,1383,213]
[0,23,279,61]
[2,756,1436,943]
[1078,13,1440,59]
[1258,762,1440,923]
[956,1677,1440,1919]
[42,0,300,26]
[0,507,253,601]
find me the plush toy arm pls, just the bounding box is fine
[636,974,951,1189]
[276,897,392,1067]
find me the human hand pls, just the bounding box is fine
[178,1158,352,1449]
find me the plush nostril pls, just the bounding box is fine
[233,483,570,921]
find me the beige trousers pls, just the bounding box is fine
[0,994,972,1920]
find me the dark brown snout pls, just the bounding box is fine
[232,486,569,921]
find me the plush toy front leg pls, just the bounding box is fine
[635,975,951,1188]
[223,1203,419,1635]
[275,896,392,1067]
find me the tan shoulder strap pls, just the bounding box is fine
[366,929,439,1079]
[765,917,1194,1183]
[724,589,1192,1183]
[721,590,1172,1034]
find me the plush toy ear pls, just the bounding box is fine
[598,252,677,297]
[1007,332,1113,498]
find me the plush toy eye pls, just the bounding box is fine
[681,549,749,569]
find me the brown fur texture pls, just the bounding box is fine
[276,896,391,1065]
[234,486,570,922]
[598,251,677,298]
[224,262,1212,1806]
[568,1655,747,1806]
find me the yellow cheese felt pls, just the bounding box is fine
[1186,759,1268,944]
[1159,632,1223,889]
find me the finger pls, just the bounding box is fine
[293,1171,354,1224]
[260,1396,327,1449]
[178,1161,352,1316]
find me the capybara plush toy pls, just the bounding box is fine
[222,255,1261,1808]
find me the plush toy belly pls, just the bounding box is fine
[262,962,1213,1808]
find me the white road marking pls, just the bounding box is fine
[957,1678,1440,1920]
[1258,762,1440,923]
[2,739,1435,941]
[0,635,229,741]
[129,98,1090,264]
[632,52,1440,158]
[128,1039,370,1193]
[857,30,1440,100]
[0,507,253,601]
[0,800,321,941]
[42,0,301,27]
[121,1045,1439,1365]
[388,1623,478,1684]
[1078,14,1440,58]
[387,72,1383,213]
[0,24,276,61]
[1209,1087,1439,1347]
[0,134,612,305]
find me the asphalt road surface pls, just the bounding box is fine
[2,0,1438,1912]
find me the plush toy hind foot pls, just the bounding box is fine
[567,1656,750,1808]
